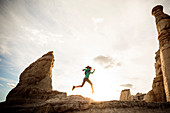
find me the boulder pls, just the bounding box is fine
[120,89,131,101]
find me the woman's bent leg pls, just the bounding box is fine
[75,78,86,88]
[86,79,94,93]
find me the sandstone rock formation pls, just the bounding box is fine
[144,50,166,102]
[6,51,63,104]
[144,5,170,102]
[131,93,146,101]
[152,5,170,102]
[0,51,170,112]
[120,89,131,101]
[120,89,146,101]
[1,5,170,112]
[1,98,170,113]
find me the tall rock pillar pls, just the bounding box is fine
[152,5,170,102]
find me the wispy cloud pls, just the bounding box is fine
[7,83,16,88]
[0,0,170,102]
[0,84,3,86]
[0,77,16,83]
[120,84,133,88]
[93,55,121,68]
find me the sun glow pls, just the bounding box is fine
[67,80,121,101]
[67,66,122,101]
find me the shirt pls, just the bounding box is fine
[83,68,95,78]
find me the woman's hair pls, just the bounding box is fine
[85,66,92,69]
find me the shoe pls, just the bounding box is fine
[72,86,75,91]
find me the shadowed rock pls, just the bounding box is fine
[6,51,66,104]
[152,5,170,102]
[1,4,170,112]
[0,51,170,113]
[144,50,166,102]
[120,89,131,101]
[144,4,170,102]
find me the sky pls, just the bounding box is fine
[0,0,170,102]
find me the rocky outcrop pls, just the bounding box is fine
[0,98,170,113]
[152,5,170,102]
[144,5,170,102]
[1,5,170,112]
[144,75,166,102]
[6,51,60,104]
[153,50,165,102]
[0,51,170,112]
[144,50,166,102]
[131,93,146,101]
[152,75,166,101]
[120,89,131,101]
[120,89,146,101]
[144,90,156,102]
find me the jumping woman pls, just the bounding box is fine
[72,66,95,93]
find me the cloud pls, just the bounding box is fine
[93,55,121,69]
[0,84,3,86]
[0,58,2,62]
[0,77,16,83]
[116,62,122,66]
[92,17,104,23]
[120,84,133,88]
[0,0,169,101]
[7,83,16,88]
[0,44,11,55]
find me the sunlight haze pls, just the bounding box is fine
[0,0,170,102]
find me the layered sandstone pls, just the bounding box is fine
[131,93,146,101]
[120,89,146,101]
[1,98,170,113]
[5,51,65,104]
[152,5,170,102]
[0,51,170,112]
[144,50,166,102]
[1,5,170,112]
[120,89,131,101]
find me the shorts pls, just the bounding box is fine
[81,78,93,87]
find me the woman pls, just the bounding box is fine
[72,66,95,93]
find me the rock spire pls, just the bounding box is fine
[152,5,170,102]
[6,51,55,103]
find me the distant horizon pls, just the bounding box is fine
[0,0,170,102]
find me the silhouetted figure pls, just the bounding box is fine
[72,66,95,93]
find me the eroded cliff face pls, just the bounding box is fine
[0,51,170,113]
[6,51,58,103]
[1,96,170,113]
[144,4,170,102]
[120,89,131,101]
[152,5,170,102]
[120,89,145,101]
[144,50,166,102]
[1,5,170,111]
